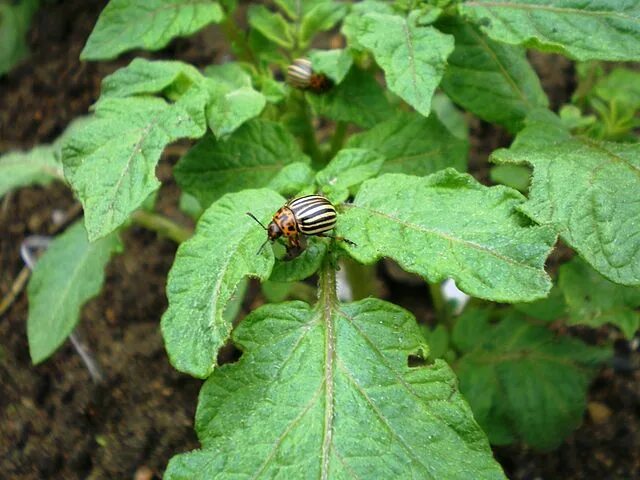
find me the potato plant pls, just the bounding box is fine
[2,0,640,478]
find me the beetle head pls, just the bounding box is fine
[267,221,283,241]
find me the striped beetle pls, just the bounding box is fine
[287,58,332,93]
[247,195,355,255]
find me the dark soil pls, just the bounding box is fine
[1,1,638,479]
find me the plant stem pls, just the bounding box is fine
[343,258,378,300]
[428,281,452,328]
[221,13,255,65]
[131,211,193,244]
[327,121,348,160]
[300,100,323,167]
[318,256,338,310]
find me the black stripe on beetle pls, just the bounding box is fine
[246,194,355,256]
[287,58,333,93]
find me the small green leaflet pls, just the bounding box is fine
[27,221,122,363]
[269,238,328,283]
[99,58,204,100]
[0,146,62,199]
[439,18,548,132]
[559,257,640,338]
[0,117,91,199]
[337,170,556,302]
[165,299,506,479]
[62,88,208,241]
[204,81,266,139]
[174,119,311,208]
[162,189,284,378]
[346,110,468,175]
[492,114,640,286]
[298,1,348,48]
[81,0,224,60]
[459,0,640,61]
[247,4,294,49]
[0,0,38,75]
[355,11,454,116]
[316,148,384,204]
[453,308,611,449]
[308,49,353,85]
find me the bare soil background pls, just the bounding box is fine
[1,1,638,479]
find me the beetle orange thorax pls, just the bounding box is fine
[272,206,298,238]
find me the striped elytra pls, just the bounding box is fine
[287,195,337,235]
[287,59,313,88]
[246,194,353,257]
[287,58,332,93]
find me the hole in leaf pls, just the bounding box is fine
[408,354,434,367]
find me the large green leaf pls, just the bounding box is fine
[559,257,640,338]
[354,11,454,116]
[62,88,208,241]
[0,0,38,75]
[439,18,548,132]
[491,112,640,286]
[346,110,468,175]
[459,0,640,61]
[81,0,224,60]
[174,120,310,208]
[162,189,284,378]
[337,170,556,302]
[165,296,506,479]
[453,308,611,449]
[308,48,353,84]
[27,221,122,363]
[316,148,384,204]
[307,67,395,128]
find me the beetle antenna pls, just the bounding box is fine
[246,212,267,230]
[256,239,270,255]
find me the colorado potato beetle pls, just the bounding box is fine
[247,195,355,255]
[287,58,332,93]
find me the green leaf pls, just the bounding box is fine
[337,170,556,302]
[81,0,224,60]
[491,116,640,286]
[99,58,203,100]
[269,238,328,283]
[0,116,94,199]
[162,189,285,378]
[453,308,611,449]
[459,0,640,61]
[559,257,640,338]
[308,48,353,84]
[248,4,294,49]
[266,162,315,197]
[431,93,469,142]
[62,88,208,241]
[514,285,566,322]
[0,0,38,75]
[307,67,394,128]
[299,1,348,47]
[204,82,266,139]
[316,148,384,204]
[0,146,62,199]
[439,18,548,132]
[489,164,531,193]
[594,67,640,111]
[341,0,394,51]
[174,120,311,208]
[346,110,468,175]
[165,298,506,479]
[27,221,122,363]
[355,11,454,116]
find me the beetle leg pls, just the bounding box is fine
[316,233,357,247]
